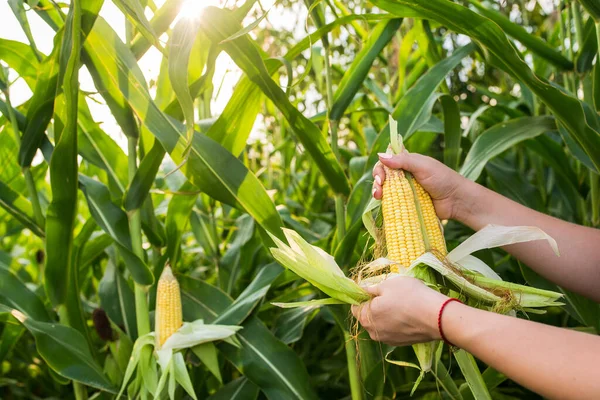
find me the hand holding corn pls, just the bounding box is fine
[351,276,448,346]
[373,150,600,303]
[373,151,473,221]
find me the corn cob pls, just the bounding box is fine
[381,166,446,272]
[155,265,182,348]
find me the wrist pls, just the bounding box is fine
[425,292,449,341]
[452,178,488,229]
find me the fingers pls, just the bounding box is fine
[372,162,385,200]
[377,152,429,175]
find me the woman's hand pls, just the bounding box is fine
[372,152,472,221]
[351,277,448,347]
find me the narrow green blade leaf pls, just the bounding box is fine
[373,0,600,171]
[165,182,197,266]
[0,180,45,237]
[79,175,154,285]
[219,317,319,400]
[207,377,259,400]
[367,43,475,167]
[460,116,557,180]
[19,32,62,167]
[191,342,222,383]
[454,350,492,400]
[123,140,165,211]
[214,262,283,325]
[0,38,40,88]
[99,259,138,339]
[0,263,51,322]
[330,18,402,120]
[13,311,116,392]
[199,7,350,196]
[441,95,461,171]
[465,0,573,69]
[578,0,600,21]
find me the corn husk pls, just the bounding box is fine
[269,229,370,306]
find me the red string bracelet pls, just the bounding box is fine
[437,298,463,347]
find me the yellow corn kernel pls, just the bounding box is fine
[414,182,447,257]
[155,265,182,348]
[381,166,446,272]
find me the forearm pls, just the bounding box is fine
[455,180,600,301]
[443,302,600,399]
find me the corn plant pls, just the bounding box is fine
[0,0,599,399]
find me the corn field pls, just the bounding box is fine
[1,0,599,398]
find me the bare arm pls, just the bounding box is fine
[457,181,600,301]
[352,278,600,400]
[443,300,600,400]
[374,153,600,302]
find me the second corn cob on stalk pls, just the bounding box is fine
[119,264,242,400]
[155,265,183,348]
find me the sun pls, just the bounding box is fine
[177,0,224,20]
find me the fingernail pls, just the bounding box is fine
[378,153,392,159]
[375,175,382,185]
[372,187,377,196]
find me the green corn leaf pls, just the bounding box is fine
[0,38,41,88]
[168,14,203,145]
[172,351,197,400]
[191,342,222,383]
[441,95,461,171]
[12,311,116,392]
[367,43,476,168]
[206,14,391,155]
[207,377,259,400]
[454,350,492,400]
[179,275,233,323]
[199,6,350,196]
[0,180,45,237]
[130,0,185,59]
[272,306,319,344]
[7,0,43,62]
[165,182,198,266]
[460,116,557,181]
[178,277,317,398]
[465,0,573,70]
[99,258,138,339]
[79,175,154,285]
[214,262,283,325]
[20,0,104,167]
[79,17,284,240]
[576,17,597,73]
[76,96,129,191]
[330,18,402,121]
[578,0,600,21]
[79,233,113,270]
[372,0,600,172]
[205,74,263,156]
[19,31,62,168]
[0,262,51,322]
[0,321,24,364]
[219,317,319,400]
[123,140,165,211]
[112,0,163,54]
